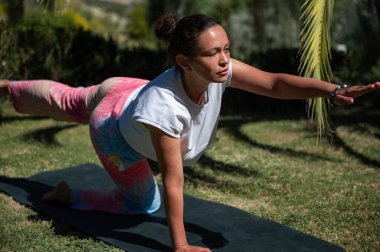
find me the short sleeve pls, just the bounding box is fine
[131,87,189,138]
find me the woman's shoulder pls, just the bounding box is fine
[133,67,187,110]
[138,66,183,101]
[149,66,178,87]
[129,67,190,136]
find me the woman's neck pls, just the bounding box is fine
[180,71,208,104]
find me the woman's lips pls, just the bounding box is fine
[217,69,228,76]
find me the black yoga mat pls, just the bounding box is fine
[0,163,345,252]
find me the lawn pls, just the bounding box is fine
[0,99,379,252]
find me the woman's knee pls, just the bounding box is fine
[98,77,122,98]
[87,78,120,114]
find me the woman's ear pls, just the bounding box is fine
[176,54,192,72]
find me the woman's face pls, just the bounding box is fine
[187,25,231,84]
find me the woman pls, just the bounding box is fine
[1,13,379,252]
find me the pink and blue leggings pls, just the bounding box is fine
[8,78,161,214]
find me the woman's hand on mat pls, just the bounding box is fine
[175,244,211,252]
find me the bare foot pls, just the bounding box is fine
[41,181,72,206]
[0,79,10,96]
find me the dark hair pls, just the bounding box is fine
[154,13,221,62]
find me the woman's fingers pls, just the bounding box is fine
[357,82,380,94]
[358,82,380,94]
[338,82,380,98]
[334,81,380,106]
[334,94,354,105]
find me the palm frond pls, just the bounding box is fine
[298,0,335,140]
[36,0,70,14]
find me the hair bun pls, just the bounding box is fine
[154,12,179,42]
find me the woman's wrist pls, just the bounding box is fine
[172,231,188,250]
[330,84,350,97]
[329,83,351,107]
[174,243,189,251]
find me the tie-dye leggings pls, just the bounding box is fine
[8,78,161,214]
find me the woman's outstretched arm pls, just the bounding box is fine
[230,58,380,105]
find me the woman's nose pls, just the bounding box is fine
[219,52,229,65]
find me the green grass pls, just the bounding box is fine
[1,99,379,252]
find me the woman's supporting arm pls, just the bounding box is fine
[147,125,212,252]
[147,125,188,249]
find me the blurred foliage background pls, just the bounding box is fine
[0,0,379,113]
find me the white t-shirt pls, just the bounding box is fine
[119,62,232,166]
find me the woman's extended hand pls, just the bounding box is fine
[175,244,212,252]
[334,81,380,105]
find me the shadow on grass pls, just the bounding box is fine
[198,155,259,177]
[330,108,380,169]
[332,134,380,169]
[218,117,335,162]
[330,108,380,128]
[0,115,49,124]
[21,124,79,146]
[375,133,380,141]
[183,166,259,197]
[218,108,380,171]
[149,155,261,197]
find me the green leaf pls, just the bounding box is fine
[298,0,335,140]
